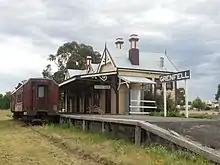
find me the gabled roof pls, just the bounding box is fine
[65,63,99,80]
[68,69,87,77]
[97,46,116,73]
[60,40,179,86]
[110,48,178,72]
[97,44,178,73]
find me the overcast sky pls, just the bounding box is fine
[0,0,219,101]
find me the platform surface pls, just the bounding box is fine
[60,114,216,122]
[60,114,220,150]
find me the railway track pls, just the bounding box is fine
[16,118,118,165]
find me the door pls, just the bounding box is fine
[36,85,48,110]
[84,93,89,113]
[105,89,111,113]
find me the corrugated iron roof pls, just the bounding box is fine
[65,63,99,80]
[109,48,178,72]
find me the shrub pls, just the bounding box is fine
[154,92,176,112]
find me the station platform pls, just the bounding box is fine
[60,114,220,149]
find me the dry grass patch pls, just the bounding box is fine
[0,111,100,165]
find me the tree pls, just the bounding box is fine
[42,41,101,83]
[215,84,220,101]
[188,101,192,105]
[176,88,185,106]
[0,92,11,109]
[42,64,53,79]
[154,92,176,112]
[191,97,206,110]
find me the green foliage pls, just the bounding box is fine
[215,84,220,101]
[154,92,176,112]
[176,88,185,106]
[42,64,53,79]
[191,97,207,110]
[154,92,164,111]
[42,41,101,84]
[188,101,192,105]
[0,92,11,109]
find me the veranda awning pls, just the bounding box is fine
[119,76,156,84]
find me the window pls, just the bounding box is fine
[155,78,162,89]
[141,84,152,92]
[38,86,45,98]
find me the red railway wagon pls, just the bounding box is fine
[11,78,60,122]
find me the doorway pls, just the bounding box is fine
[36,85,48,110]
[105,89,111,114]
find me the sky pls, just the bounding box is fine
[0,0,220,101]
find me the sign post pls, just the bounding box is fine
[159,70,191,118]
[163,83,167,117]
[185,80,188,118]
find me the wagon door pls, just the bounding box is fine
[36,85,48,110]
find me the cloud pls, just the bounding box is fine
[0,0,219,101]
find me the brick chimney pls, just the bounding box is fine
[129,34,139,65]
[86,56,92,72]
[115,37,124,49]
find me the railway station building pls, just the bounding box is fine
[59,34,178,115]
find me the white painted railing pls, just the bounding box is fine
[129,100,157,115]
[131,100,156,103]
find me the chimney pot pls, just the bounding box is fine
[86,56,92,73]
[115,37,124,49]
[86,56,92,66]
[129,34,139,49]
[128,34,139,65]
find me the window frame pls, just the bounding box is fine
[38,85,45,98]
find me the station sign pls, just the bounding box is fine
[159,70,190,83]
[94,85,111,89]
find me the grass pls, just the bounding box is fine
[0,110,99,165]
[36,123,215,165]
[0,110,216,165]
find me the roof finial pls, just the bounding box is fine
[164,48,179,71]
[104,41,107,50]
[104,41,107,64]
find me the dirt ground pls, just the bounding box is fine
[0,110,215,165]
[180,110,220,116]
